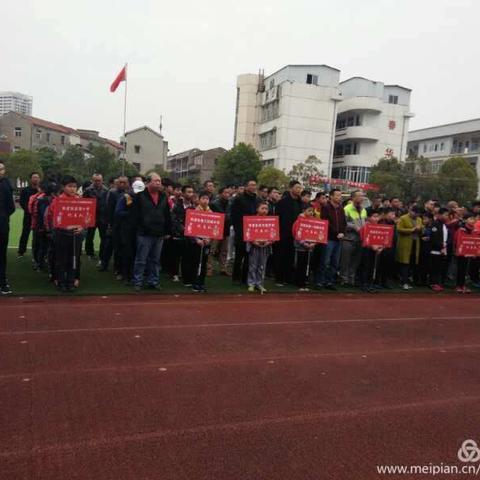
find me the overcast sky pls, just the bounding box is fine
[3,0,479,153]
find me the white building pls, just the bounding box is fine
[234,65,342,173]
[407,118,480,190]
[332,77,414,183]
[123,126,168,174]
[0,92,33,116]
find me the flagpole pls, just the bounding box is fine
[122,62,128,176]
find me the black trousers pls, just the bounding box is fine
[276,238,295,284]
[101,225,121,273]
[18,212,31,255]
[184,242,210,287]
[469,258,480,284]
[378,248,395,286]
[120,226,136,281]
[294,250,311,288]
[232,237,249,284]
[54,230,83,289]
[360,248,376,288]
[430,254,446,285]
[170,238,186,277]
[34,230,49,269]
[0,219,9,287]
[456,256,469,288]
[85,224,107,258]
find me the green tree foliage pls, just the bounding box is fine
[61,145,88,180]
[86,146,116,178]
[438,156,478,204]
[257,166,289,189]
[369,157,406,199]
[6,149,42,183]
[37,147,62,180]
[287,155,324,187]
[214,143,262,186]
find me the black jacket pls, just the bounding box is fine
[230,192,261,237]
[321,201,347,241]
[171,198,193,238]
[277,193,303,241]
[83,184,108,225]
[210,196,231,233]
[19,185,37,214]
[430,220,447,252]
[0,178,15,226]
[268,201,279,216]
[133,189,171,237]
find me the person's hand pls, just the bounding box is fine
[196,239,203,247]
[337,233,344,240]
[164,235,171,240]
[441,247,447,255]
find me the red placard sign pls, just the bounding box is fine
[184,209,225,240]
[456,231,480,257]
[362,224,394,248]
[54,198,96,228]
[294,217,329,244]
[243,216,279,242]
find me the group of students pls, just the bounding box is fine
[6,165,480,295]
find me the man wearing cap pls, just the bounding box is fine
[83,173,108,262]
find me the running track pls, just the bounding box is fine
[1,293,480,479]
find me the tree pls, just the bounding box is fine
[86,146,116,178]
[6,149,42,183]
[438,156,478,205]
[61,145,87,181]
[213,143,262,186]
[37,147,61,181]
[369,158,407,199]
[257,166,289,189]
[287,155,324,187]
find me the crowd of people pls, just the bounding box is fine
[1,159,480,295]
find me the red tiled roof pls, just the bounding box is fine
[16,113,77,135]
[102,137,123,150]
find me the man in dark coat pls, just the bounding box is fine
[18,171,41,257]
[132,173,171,291]
[0,163,16,293]
[230,179,260,284]
[83,173,108,261]
[276,180,303,285]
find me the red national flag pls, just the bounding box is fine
[110,65,127,92]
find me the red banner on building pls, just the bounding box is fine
[54,198,96,228]
[362,223,394,248]
[243,216,279,242]
[456,231,480,257]
[184,209,225,240]
[294,217,329,244]
[309,175,380,192]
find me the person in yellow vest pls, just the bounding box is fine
[341,190,367,287]
[396,205,424,290]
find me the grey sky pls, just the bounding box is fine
[3,0,479,153]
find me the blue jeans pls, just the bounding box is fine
[133,235,164,287]
[315,240,342,286]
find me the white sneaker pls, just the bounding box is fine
[402,283,412,290]
[172,275,180,282]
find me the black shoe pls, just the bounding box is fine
[1,285,12,295]
[134,285,142,292]
[148,284,161,291]
[192,284,202,292]
[314,284,323,290]
[324,285,337,291]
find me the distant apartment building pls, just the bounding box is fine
[0,92,33,116]
[234,66,413,183]
[333,77,413,183]
[407,118,480,190]
[77,129,123,158]
[0,112,80,154]
[234,65,342,174]
[122,126,168,174]
[166,147,226,185]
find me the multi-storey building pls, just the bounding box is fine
[234,65,342,174]
[407,118,480,191]
[166,147,226,185]
[332,77,413,183]
[77,129,123,158]
[0,92,33,116]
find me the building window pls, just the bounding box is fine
[306,74,318,85]
[13,146,21,151]
[261,100,279,122]
[440,142,444,151]
[423,144,427,153]
[269,78,275,89]
[35,129,41,141]
[14,127,22,137]
[259,129,277,150]
[261,158,275,167]
[388,95,398,104]
[434,144,438,152]
[46,132,51,142]
[134,145,141,154]
[61,135,65,145]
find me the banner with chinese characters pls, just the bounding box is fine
[362,224,394,249]
[294,217,329,244]
[54,198,96,228]
[184,209,225,240]
[456,231,480,257]
[243,216,279,242]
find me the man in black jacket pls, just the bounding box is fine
[230,180,260,284]
[276,180,303,285]
[83,173,108,261]
[18,171,41,257]
[132,173,171,291]
[209,186,231,275]
[0,163,15,293]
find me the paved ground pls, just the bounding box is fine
[1,294,480,479]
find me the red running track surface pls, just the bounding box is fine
[1,293,480,479]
